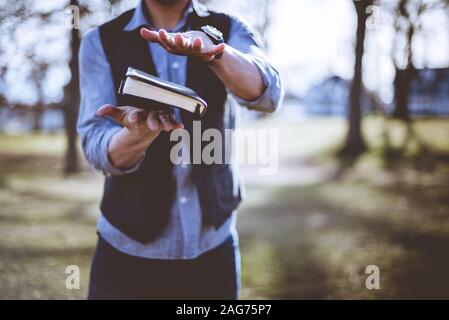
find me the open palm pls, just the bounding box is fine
[140,28,225,63]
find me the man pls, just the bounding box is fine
[78,0,283,300]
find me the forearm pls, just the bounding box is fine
[209,45,265,101]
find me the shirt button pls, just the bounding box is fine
[180,196,188,204]
[172,61,180,69]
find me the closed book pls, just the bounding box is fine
[118,67,208,116]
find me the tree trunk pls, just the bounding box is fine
[63,0,80,174]
[340,0,371,156]
[393,20,415,121]
[32,105,43,132]
[393,67,413,120]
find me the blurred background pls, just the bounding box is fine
[0,0,448,299]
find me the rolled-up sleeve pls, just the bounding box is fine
[77,28,143,176]
[227,16,284,113]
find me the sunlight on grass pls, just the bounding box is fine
[240,242,283,299]
[0,133,66,155]
[0,117,448,299]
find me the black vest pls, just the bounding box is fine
[98,6,241,244]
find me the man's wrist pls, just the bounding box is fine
[108,128,155,170]
[207,44,228,68]
[122,127,157,148]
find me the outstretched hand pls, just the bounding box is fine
[97,104,183,140]
[140,28,225,63]
[97,105,184,169]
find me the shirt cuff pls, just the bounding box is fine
[232,57,274,112]
[99,126,145,176]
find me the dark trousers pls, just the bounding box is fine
[87,235,240,300]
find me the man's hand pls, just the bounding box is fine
[97,104,183,138]
[141,27,265,102]
[140,28,225,63]
[97,104,183,169]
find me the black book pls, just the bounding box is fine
[118,67,208,116]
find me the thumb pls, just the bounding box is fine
[204,43,225,57]
[97,104,126,123]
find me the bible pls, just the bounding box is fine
[118,67,208,116]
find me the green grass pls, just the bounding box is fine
[0,117,448,299]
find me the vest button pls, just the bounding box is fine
[179,196,188,204]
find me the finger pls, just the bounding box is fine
[140,28,161,44]
[127,109,146,125]
[191,37,203,52]
[174,33,187,49]
[159,113,175,132]
[168,112,184,129]
[146,111,161,132]
[201,43,226,57]
[159,29,177,50]
[96,104,126,123]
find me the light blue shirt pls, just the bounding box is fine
[77,0,283,259]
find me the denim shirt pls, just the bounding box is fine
[77,0,283,259]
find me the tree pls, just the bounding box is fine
[64,0,125,173]
[392,0,420,120]
[339,0,373,156]
[0,0,124,174]
[62,0,126,174]
[391,0,448,121]
[28,54,50,132]
[0,1,53,132]
[63,0,81,174]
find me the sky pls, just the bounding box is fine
[205,0,447,104]
[3,0,449,105]
[267,0,357,95]
[263,0,449,102]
